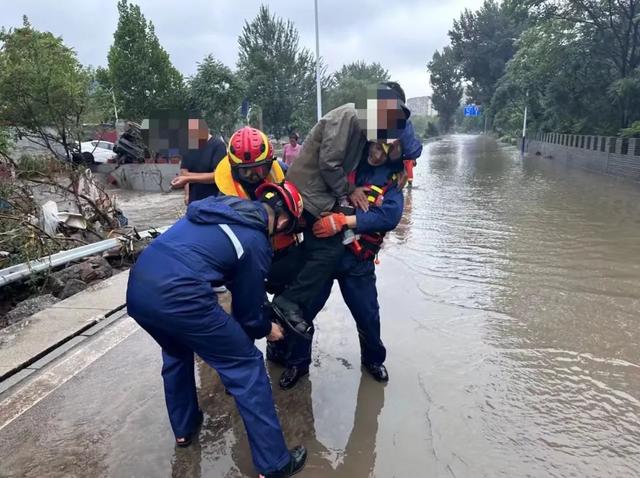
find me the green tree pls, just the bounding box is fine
[410,114,439,139]
[428,47,463,133]
[492,19,619,136]
[449,0,524,106]
[102,0,186,121]
[621,120,640,138]
[0,17,92,160]
[188,55,245,138]
[520,0,640,130]
[237,5,320,136]
[325,61,390,110]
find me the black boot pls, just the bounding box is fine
[363,363,389,382]
[272,296,314,341]
[279,366,309,390]
[262,446,307,477]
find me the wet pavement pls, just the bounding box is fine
[1,135,640,477]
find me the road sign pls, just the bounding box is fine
[464,105,481,117]
[241,98,249,118]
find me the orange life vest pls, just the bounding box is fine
[346,171,397,262]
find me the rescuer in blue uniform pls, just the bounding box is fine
[277,139,406,389]
[126,182,307,478]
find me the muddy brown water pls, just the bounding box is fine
[1,135,639,477]
[111,188,185,229]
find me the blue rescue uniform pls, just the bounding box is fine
[126,196,290,475]
[287,160,405,369]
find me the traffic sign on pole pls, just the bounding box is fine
[464,105,480,117]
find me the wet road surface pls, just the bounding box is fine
[1,135,639,477]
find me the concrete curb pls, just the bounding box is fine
[0,271,130,382]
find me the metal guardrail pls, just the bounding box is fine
[534,133,640,157]
[0,226,168,287]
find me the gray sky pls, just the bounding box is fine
[1,0,483,100]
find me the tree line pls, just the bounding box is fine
[0,0,396,160]
[429,0,640,138]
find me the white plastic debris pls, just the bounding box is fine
[57,212,87,230]
[40,200,60,235]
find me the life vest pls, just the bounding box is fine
[346,171,397,262]
[214,156,297,252]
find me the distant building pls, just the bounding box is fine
[406,96,435,117]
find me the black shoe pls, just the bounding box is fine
[175,410,204,447]
[272,296,314,341]
[279,366,309,390]
[363,363,389,382]
[263,446,307,477]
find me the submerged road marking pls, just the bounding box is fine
[0,317,139,431]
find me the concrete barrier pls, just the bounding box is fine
[526,133,640,181]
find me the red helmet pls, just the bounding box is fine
[228,126,273,167]
[256,181,304,233]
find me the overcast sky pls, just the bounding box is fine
[1,0,483,100]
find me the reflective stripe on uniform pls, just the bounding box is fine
[219,224,244,259]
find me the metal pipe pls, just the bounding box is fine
[0,226,168,287]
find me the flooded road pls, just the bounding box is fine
[1,135,639,477]
[112,189,184,229]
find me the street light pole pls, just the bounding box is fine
[521,89,529,155]
[111,89,119,123]
[314,0,322,121]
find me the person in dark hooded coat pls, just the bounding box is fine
[126,183,307,478]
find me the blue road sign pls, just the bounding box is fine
[464,105,481,117]
[241,98,249,118]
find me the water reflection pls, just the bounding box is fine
[179,356,385,477]
[391,187,413,245]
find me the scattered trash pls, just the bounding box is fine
[39,201,59,235]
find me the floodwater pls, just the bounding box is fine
[1,135,639,477]
[112,188,184,229]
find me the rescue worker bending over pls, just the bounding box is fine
[278,139,406,389]
[126,182,307,478]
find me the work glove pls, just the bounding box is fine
[312,212,348,238]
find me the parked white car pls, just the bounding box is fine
[79,140,117,163]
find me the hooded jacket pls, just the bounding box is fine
[127,196,274,339]
[286,103,421,217]
[286,104,368,218]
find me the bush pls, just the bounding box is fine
[425,122,439,138]
[15,154,68,179]
[620,121,640,138]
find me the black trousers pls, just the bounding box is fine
[277,211,344,309]
[266,244,305,296]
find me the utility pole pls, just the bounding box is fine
[521,90,529,155]
[314,0,322,121]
